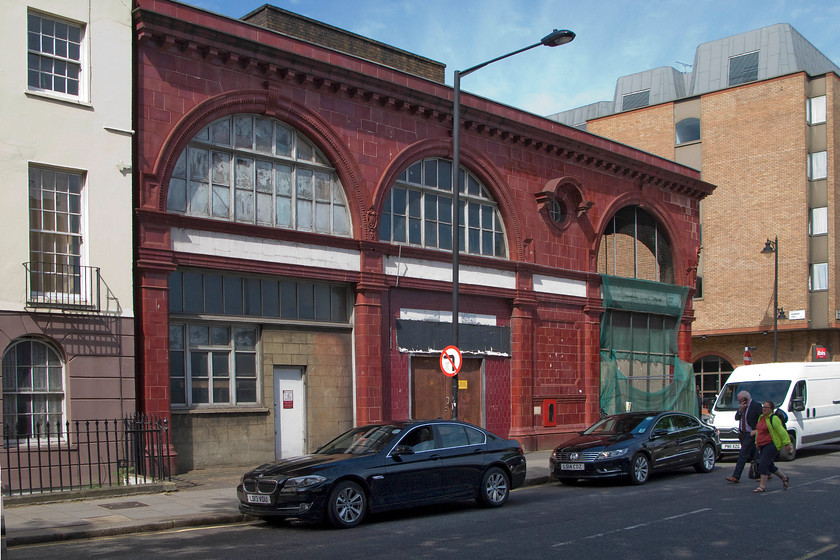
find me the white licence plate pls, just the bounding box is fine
[561,463,585,471]
[722,443,741,450]
[247,494,271,504]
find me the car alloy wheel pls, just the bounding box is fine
[478,466,510,507]
[694,444,716,473]
[327,480,367,529]
[629,453,650,485]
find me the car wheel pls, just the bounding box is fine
[629,453,650,485]
[781,434,796,462]
[477,466,510,508]
[694,443,716,473]
[326,480,367,529]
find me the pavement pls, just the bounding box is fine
[1,450,553,547]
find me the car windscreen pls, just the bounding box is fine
[714,380,792,411]
[583,415,656,435]
[315,425,404,455]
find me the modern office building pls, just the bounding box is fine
[550,24,840,407]
[0,0,135,485]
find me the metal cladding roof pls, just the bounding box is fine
[549,23,840,126]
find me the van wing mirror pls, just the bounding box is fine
[791,397,805,412]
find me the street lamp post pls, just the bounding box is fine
[450,29,575,420]
[761,236,785,362]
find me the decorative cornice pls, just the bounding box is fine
[135,7,715,201]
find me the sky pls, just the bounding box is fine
[185,0,840,116]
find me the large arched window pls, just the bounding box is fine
[167,114,351,236]
[2,339,64,438]
[598,206,674,283]
[694,355,733,412]
[379,158,507,258]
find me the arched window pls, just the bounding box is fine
[598,206,674,283]
[2,339,64,438]
[379,157,507,258]
[675,118,700,144]
[693,355,733,412]
[167,114,351,236]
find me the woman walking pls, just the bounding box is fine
[753,400,792,493]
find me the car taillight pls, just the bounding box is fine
[517,446,524,456]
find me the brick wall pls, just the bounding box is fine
[243,6,445,83]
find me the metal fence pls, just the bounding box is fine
[2,414,171,496]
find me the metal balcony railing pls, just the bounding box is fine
[24,262,100,311]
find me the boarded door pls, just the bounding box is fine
[412,357,482,426]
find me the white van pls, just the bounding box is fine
[709,362,840,460]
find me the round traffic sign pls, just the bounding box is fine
[440,345,462,377]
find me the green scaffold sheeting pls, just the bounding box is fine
[599,275,697,417]
[600,275,688,317]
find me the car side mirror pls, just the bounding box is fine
[392,445,414,456]
[791,397,805,412]
[652,429,669,438]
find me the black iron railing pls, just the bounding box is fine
[2,414,170,496]
[24,262,100,311]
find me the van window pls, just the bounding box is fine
[790,380,806,410]
[715,380,791,411]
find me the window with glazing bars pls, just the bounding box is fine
[167,114,351,236]
[379,157,507,258]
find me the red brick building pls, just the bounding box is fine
[133,1,713,470]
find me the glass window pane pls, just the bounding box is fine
[234,115,253,149]
[298,283,314,319]
[212,185,230,218]
[224,276,243,315]
[210,326,229,345]
[234,328,257,349]
[204,274,223,314]
[811,207,828,236]
[315,201,331,232]
[236,378,257,403]
[255,118,273,153]
[210,119,230,144]
[244,278,261,316]
[315,284,331,320]
[275,124,292,156]
[280,281,297,318]
[330,286,347,322]
[235,352,256,375]
[183,272,203,313]
[263,280,279,317]
[169,271,183,313]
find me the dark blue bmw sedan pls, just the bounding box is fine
[238,420,526,528]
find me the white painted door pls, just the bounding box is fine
[274,367,305,459]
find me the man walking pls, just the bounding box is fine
[726,390,762,483]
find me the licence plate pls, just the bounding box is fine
[247,494,271,504]
[560,463,585,471]
[722,443,741,450]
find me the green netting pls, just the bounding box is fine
[599,275,697,417]
[600,349,698,416]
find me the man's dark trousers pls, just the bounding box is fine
[732,432,756,479]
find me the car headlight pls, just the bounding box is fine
[597,449,628,459]
[281,475,327,492]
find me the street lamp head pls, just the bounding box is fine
[541,29,576,47]
[761,238,776,254]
